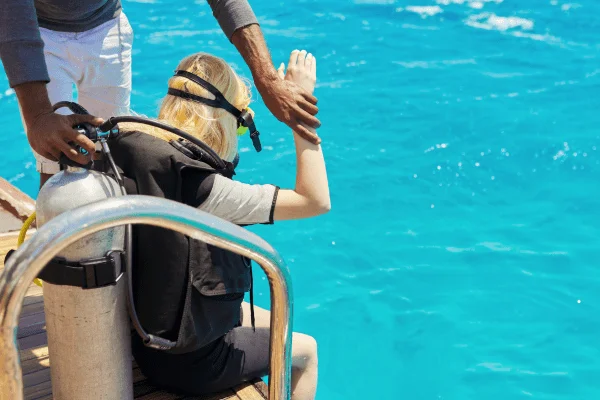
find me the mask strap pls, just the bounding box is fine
[173,70,242,118]
[169,70,262,152]
[167,88,239,117]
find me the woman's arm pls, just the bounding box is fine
[273,50,331,221]
[191,50,329,224]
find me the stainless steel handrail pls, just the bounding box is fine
[0,195,293,400]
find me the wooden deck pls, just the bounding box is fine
[0,231,268,400]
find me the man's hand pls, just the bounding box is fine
[27,111,101,164]
[273,50,319,143]
[231,25,322,145]
[14,82,100,165]
[256,76,320,144]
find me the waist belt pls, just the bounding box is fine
[38,251,125,289]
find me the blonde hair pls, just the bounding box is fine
[122,53,251,161]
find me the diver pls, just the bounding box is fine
[107,49,329,400]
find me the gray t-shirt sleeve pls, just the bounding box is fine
[0,0,49,87]
[206,0,259,40]
[198,174,278,225]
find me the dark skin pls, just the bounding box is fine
[14,82,101,187]
[14,24,320,188]
[231,24,321,145]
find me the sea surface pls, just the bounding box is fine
[1,0,599,399]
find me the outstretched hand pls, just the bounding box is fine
[255,49,321,145]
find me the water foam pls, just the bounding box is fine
[354,0,396,4]
[466,13,534,31]
[393,58,475,69]
[436,0,503,8]
[398,5,443,17]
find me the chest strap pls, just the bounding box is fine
[38,251,125,289]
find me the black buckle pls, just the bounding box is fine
[38,251,125,289]
[250,130,261,152]
[238,110,261,153]
[81,251,124,289]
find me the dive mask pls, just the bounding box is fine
[168,70,261,152]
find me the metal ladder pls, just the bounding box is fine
[0,195,293,400]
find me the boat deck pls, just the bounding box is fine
[1,231,268,400]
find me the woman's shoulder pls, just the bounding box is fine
[112,130,187,165]
[112,130,167,152]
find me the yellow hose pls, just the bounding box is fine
[18,212,43,287]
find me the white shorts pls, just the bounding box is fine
[30,13,134,174]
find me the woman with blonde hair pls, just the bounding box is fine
[109,49,328,400]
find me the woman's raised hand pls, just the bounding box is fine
[277,50,317,95]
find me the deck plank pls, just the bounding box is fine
[232,381,268,400]
[1,231,267,400]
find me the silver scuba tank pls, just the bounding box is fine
[36,166,133,400]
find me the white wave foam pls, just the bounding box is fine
[511,31,562,45]
[401,23,440,31]
[436,0,502,7]
[586,69,600,78]
[8,173,25,183]
[316,79,352,89]
[446,247,474,253]
[527,88,547,94]
[553,144,567,161]
[149,29,221,41]
[477,362,511,372]
[443,58,476,65]
[393,60,431,69]
[424,143,449,153]
[355,0,395,4]
[560,3,582,11]
[478,242,512,252]
[346,60,367,67]
[261,28,324,39]
[483,71,525,78]
[398,5,443,17]
[466,12,534,31]
[260,19,280,27]
[393,58,475,69]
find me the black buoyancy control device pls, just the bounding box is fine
[24,101,256,352]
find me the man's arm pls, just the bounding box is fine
[207,0,321,144]
[0,0,49,87]
[0,0,97,165]
[232,25,321,144]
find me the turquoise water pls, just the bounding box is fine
[2,0,600,399]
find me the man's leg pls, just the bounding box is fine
[76,13,133,119]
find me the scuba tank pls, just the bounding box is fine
[35,102,132,400]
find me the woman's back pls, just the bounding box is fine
[110,131,253,351]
